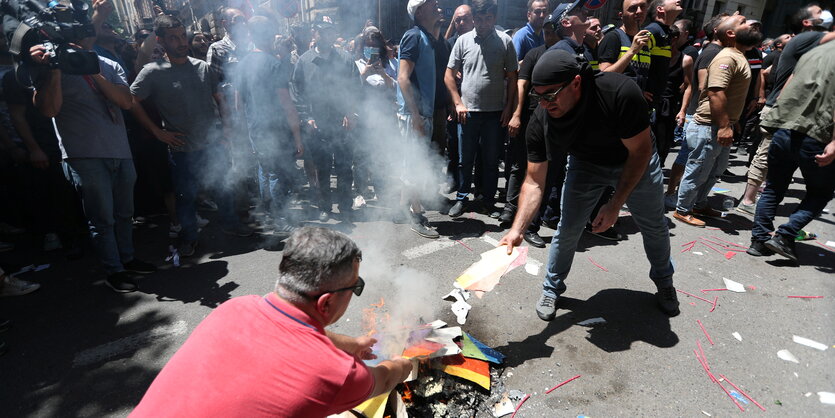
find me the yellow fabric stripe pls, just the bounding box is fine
[650,46,672,58]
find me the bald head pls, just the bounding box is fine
[715,14,745,45]
[716,14,762,50]
[453,5,474,35]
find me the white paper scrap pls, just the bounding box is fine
[732,332,742,341]
[693,251,704,255]
[825,241,835,248]
[451,300,471,325]
[492,395,515,417]
[818,392,835,405]
[777,349,800,363]
[793,335,828,351]
[525,263,540,276]
[426,320,447,329]
[722,277,746,293]
[577,317,607,326]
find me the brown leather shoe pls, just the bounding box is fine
[693,206,723,219]
[673,211,706,227]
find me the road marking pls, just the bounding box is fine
[402,239,458,259]
[72,320,188,367]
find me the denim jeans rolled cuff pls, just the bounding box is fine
[64,158,136,274]
[456,111,503,202]
[676,123,728,213]
[752,129,835,242]
[543,153,673,297]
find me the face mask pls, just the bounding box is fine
[363,46,376,61]
[819,10,833,30]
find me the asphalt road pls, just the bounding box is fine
[2,147,834,417]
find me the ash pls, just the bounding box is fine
[398,366,508,417]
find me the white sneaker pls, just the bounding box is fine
[196,214,210,228]
[169,223,182,238]
[1,275,41,297]
[43,233,63,252]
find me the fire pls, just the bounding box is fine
[363,297,387,337]
[401,382,414,404]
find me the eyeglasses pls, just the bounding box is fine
[308,276,365,299]
[529,82,569,102]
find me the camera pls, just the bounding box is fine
[3,0,100,75]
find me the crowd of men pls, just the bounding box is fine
[1,0,834,409]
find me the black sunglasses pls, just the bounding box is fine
[309,277,365,299]
[529,82,569,102]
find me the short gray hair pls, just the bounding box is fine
[276,227,362,302]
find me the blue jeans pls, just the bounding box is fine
[543,153,674,297]
[752,129,835,242]
[456,111,502,203]
[170,145,237,242]
[64,158,136,274]
[676,123,730,213]
[672,115,692,166]
[252,137,296,219]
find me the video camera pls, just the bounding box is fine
[3,0,100,75]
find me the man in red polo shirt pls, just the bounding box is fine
[131,227,412,417]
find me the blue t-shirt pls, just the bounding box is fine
[512,23,544,62]
[397,25,437,117]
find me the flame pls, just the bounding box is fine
[401,382,414,404]
[363,297,386,337]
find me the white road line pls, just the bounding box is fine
[401,239,458,259]
[72,320,188,367]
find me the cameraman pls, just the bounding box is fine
[29,34,156,293]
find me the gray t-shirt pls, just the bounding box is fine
[131,57,220,152]
[448,29,518,112]
[52,56,132,160]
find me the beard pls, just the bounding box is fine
[735,27,763,48]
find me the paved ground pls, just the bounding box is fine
[2,147,834,417]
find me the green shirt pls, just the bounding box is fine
[760,40,835,144]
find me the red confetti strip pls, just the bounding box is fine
[719,374,766,411]
[701,289,728,292]
[787,295,823,299]
[546,374,582,394]
[510,394,530,418]
[699,240,726,255]
[680,240,697,247]
[677,289,714,304]
[455,240,473,252]
[697,319,715,345]
[697,340,708,370]
[815,240,835,252]
[680,242,696,253]
[709,236,748,249]
[694,349,716,382]
[709,296,718,312]
[716,377,746,411]
[587,256,608,272]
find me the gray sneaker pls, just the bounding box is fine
[410,214,439,239]
[536,293,557,321]
[736,201,756,216]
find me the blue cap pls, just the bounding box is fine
[547,1,585,25]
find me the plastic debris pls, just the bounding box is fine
[732,332,742,341]
[787,295,823,299]
[587,256,608,272]
[792,335,828,351]
[730,391,750,405]
[546,374,581,394]
[697,320,715,345]
[492,394,515,417]
[722,277,746,293]
[818,392,835,405]
[577,317,607,326]
[777,349,800,363]
[795,230,816,241]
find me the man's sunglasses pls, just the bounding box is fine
[529,82,569,102]
[308,277,365,299]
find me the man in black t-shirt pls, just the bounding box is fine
[499,50,679,321]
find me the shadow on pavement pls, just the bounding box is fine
[494,289,678,368]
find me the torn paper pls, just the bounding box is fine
[443,288,472,324]
[818,392,835,405]
[577,317,607,327]
[732,332,742,342]
[722,277,746,293]
[455,246,528,297]
[777,349,800,363]
[793,335,828,351]
[524,263,540,276]
[492,394,515,417]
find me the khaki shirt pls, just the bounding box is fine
[694,47,751,125]
[761,40,835,144]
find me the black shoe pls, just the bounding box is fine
[536,293,557,321]
[485,205,501,219]
[746,240,774,257]
[498,206,515,226]
[764,234,797,262]
[318,211,330,222]
[523,231,546,248]
[655,286,680,316]
[449,201,466,218]
[179,240,197,257]
[123,258,157,274]
[586,226,624,241]
[105,272,138,293]
[541,218,559,230]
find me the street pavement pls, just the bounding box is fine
[1,147,834,417]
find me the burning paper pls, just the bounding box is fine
[438,354,491,389]
[722,277,746,293]
[455,246,528,298]
[777,349,800,363]
[492,394,515,417]
[792,335,828,351]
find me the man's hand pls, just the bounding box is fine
[352,336,378,360]
[154,128,186,147]
[675,111,686,127]
[717,126,734,147]
[29,45,51,66]
[29,147,49,169]
[815,141,835,167]
[591,201,620,233]
[500,106,513,128]
[455,103,468,125]
[507,114,521,137]
[630,30,650,54]
[642,91,654,103]
[498,230,524,255]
